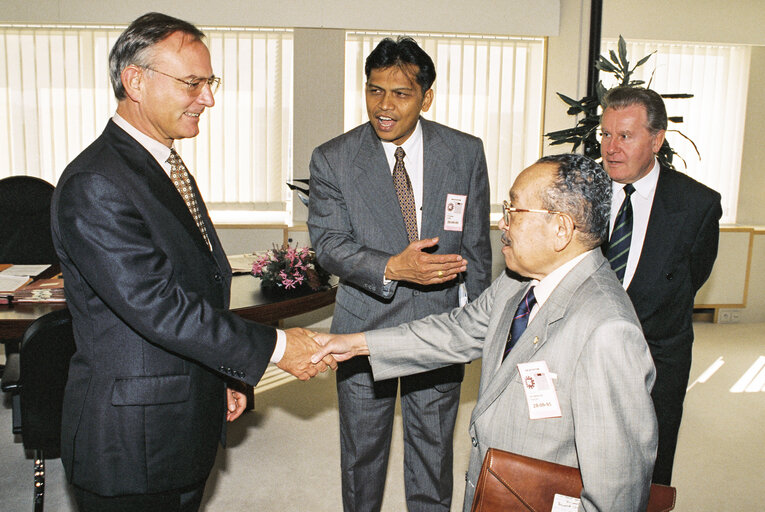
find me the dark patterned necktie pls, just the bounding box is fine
[606,184,635,283]
[503,286,537,360]
[393,146,419,243]
[167,148,211,250]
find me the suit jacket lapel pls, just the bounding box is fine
[352,124,410,248]
[106,121,216,257]
[471,252,603,423]
[420,119,457,239]
[627,167,688,309]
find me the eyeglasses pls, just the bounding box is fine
[144,67,221,95]
[502,200,576,229]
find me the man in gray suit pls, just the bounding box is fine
[313,154,658,511]
[308,37,492,511]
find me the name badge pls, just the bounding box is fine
[444,193,467,231]
[551,494,581,512]
[517,361,562,420]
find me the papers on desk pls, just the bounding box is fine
[0,264,60,303]
[0,264,51,278]
[228,253,259,274]
[0,274,31,296]
[13,274,65,302]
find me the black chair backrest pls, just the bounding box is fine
[19,308,75,455]
[0,176,58,264]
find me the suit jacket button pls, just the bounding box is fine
[471,437,478,447]
[214,273,222,282]
[665,273,673,280]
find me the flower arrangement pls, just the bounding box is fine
[251,244,331,292]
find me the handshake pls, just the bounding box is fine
[277,328,369,380]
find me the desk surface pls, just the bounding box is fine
[0,274,336,341]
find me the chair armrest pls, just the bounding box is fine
[1,352,20,392]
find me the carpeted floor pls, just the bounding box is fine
[2,321,764,511]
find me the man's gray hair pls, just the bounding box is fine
[537,153,611,249]
[602,86,668,134]
[108,12,205,100]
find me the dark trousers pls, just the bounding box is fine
[649,340,693,485]
[73,482,205,512]
[336,359,462,512]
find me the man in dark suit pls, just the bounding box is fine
[51,13,333,511]
[600,86,722,485]
[308,37,492,511]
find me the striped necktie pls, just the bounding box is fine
[167,148,212,251]
[606,183,635,283]
[393,146,419,243]
[503,286,537,360]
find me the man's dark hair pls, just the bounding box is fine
[602,86,668,134]
[537,153,612,249]
[365,37,436,93]
[109,12,205,100]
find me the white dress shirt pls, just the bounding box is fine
[525,250,592,325]
[111,114,287,363]
[381,120,425,235]
[609,158,660,289]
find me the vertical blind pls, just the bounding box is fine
[0,25,293,221]
[345,32,546,210]
[601,39,750,224]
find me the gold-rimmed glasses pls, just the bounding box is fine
[502,200,576,229]
[144,67,221,95]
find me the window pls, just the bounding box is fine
[0,25,293,224]
[345,32,546,213]
[601,39,750,224]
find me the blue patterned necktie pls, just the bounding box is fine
[503,287,537,360]
[393,147,419,243]
[606,184,635,283]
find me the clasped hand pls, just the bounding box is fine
[277,327,338,381]
[385,237,467,285]
[310,332,369,364]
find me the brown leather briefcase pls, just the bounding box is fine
[470,448,676,512]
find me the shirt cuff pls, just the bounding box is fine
[270,329,287,363]
[383,264,392,285]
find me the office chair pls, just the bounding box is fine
[0,175,58,265]
[1,308,75,512]
[0,175,59,379]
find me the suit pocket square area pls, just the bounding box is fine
[470,448,676,512]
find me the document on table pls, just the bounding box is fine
[0,274,31,294]
[228,253,259,274]
[0,264,51,277]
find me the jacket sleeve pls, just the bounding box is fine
[308,145,397,299]
[572,321,657,511]
[460,138,492,300]
[54,171,276,387]
[690,192,722,293]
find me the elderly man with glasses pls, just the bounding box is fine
[51,12,334,511]
[313,153,659,512]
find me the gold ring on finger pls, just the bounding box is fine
[438,270,444,277]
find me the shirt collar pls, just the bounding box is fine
[112,113,173,173]
[380,119,423,160]
[529,250,593,308]
[611,157,660,200]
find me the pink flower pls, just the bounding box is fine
[283,278,296,289]
[252,260,266,276]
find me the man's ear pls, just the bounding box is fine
[553,213,575,252]
[121,65,144,102]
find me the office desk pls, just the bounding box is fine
[0,274,336,342]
